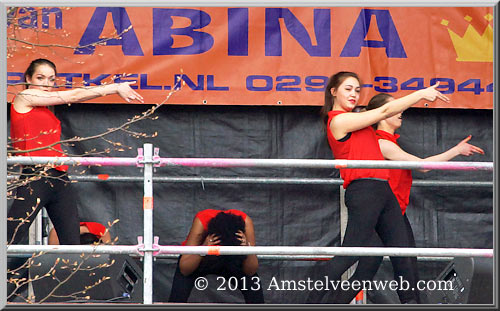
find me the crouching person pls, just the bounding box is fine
[168,209,264,303]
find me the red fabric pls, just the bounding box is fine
[181,209,247,246]
[326,110,389,188]
[80,221,106,237]
[375,130,413,214]
[10,104,68,171]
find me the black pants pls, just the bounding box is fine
[329,179,418,303]
[336,213,420,303]
[168,256,265,303]
[7,167,80,245]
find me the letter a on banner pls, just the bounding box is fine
[75,7,144,55]
[341,9,406,58]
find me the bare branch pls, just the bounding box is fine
[8,25,133,51]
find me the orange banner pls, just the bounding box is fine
[6,7,494,109]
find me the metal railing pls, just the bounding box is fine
[7,175,494,187]
[7,155,494,171]
[6,145,494,304]
[7,244,493,258]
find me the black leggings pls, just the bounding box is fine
[335,213,420,303]
[168,256,265,303]
[329,179,418,303]
[7,167,80,245]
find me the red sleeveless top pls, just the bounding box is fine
[10,104,68,171]
[327,110,389,188]
[182,209,248,245]
[80,221,107,237]
[375,130,413,214]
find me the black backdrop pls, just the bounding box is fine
[7,103,493,303]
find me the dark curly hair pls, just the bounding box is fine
[207,212,245,246]
[207,211,247,265]
[79,232,101,244]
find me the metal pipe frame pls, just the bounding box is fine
[6,175,494,187]
[6,245,493,258]
[141,144,154,304]
[6,156,494,171]
[6,151,494,305]
[5,252,454,262]
[7,245,140,255]
[139,254,454,262]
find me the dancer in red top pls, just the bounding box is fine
[181,209,248,244]
[48,221,113,245]
[7,58,143,245]
[168,209,264,303]
[357,93,484,302]
[367,93,484,214]
[319,71,449,304]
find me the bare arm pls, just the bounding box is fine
[330,83,449,140]
[179,217,220,276]
[48,226,113,245]
[100,230,112,244]
[238,216,259,276]
[13,81,144,109]
[379,135,484,172]
[48,228,60,245]
[423,136,485,161]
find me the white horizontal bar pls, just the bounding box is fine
[7,245,493,258]
[157,246,493,258]
[6,156,494,171]
[6,245,140,255]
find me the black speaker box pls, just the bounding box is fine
[29,253,143,303]
[426,257,493,304]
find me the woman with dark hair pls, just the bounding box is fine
[349,93,484,303]
[7,58,143,245]
[168,209,264,303]
[320,71,449,304]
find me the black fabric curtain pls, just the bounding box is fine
[7,103,493,303]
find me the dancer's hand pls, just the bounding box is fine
[236,230,250,246]
[117,82,144,103]
[454,135,485,156]
[419,82,450,103]
[203,233,220,246]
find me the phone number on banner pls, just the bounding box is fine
[245,75,494,95]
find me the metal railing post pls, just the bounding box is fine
[141,143,154,304]
[41,208,49,245]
